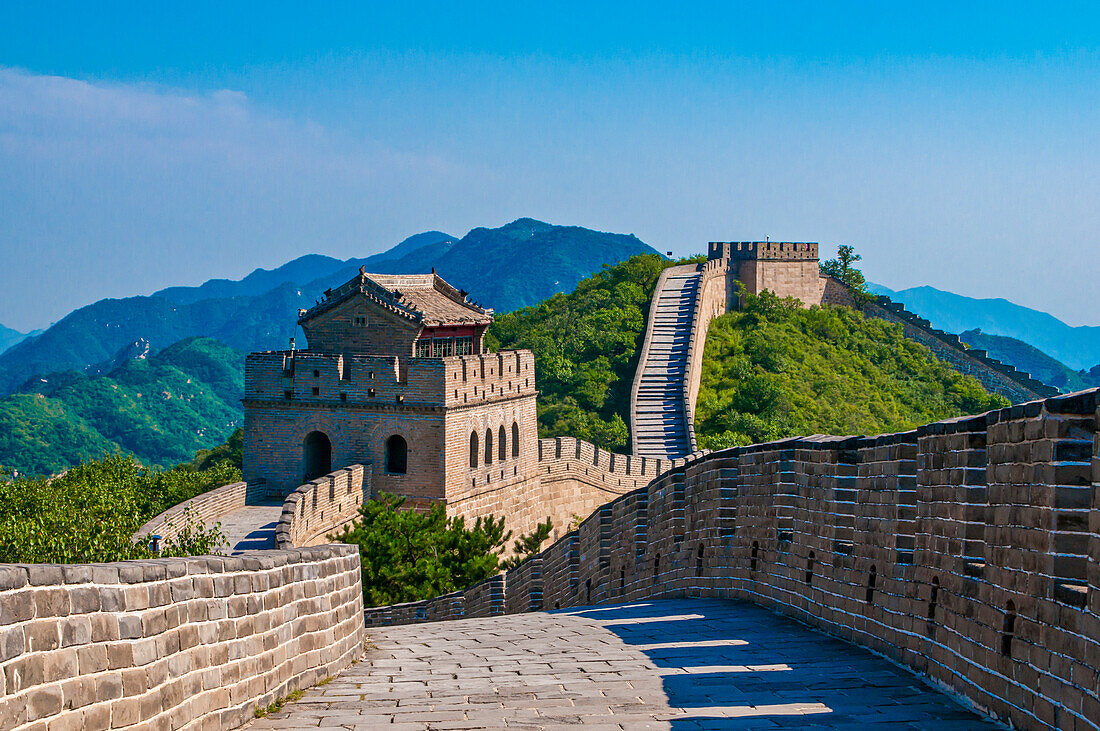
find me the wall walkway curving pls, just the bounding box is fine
[362,388,1100,731]
[134,481,251,545]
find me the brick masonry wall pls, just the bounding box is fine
[360,388,1100,731]
[134,482,250,545]
[275,465,372,548]
[0,545,364,731]
[682,259,733,452]
[865,297,1056,403]
[738,258,827,305]
[244,350,537,497]
[300,299,421,370]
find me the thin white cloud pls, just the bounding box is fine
[0,68,489,330]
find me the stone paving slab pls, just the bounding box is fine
[244,598,1003,730]
[219,503,283,552]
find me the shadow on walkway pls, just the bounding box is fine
[559,599,999,730]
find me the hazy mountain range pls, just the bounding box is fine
[0,324,42,356]
[0,219,656,395]
[958,329,1100,393]
[869,283,1100,371]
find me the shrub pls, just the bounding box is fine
[0,454,238,563]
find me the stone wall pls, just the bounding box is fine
[526,437,699,543]
[865,296,1056,403]
[244,349,538,497]
[359,388,1100,731]
[134,481,251,545]
[275,465,372,548]
[682,258,733,452]
[0,545,364,731]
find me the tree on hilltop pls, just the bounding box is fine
[820,245,873,305]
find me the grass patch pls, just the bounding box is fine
[253,689,304,718]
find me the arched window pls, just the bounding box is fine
[469,431,479,469]
[498,425,507,462]
[302,431,331,482]
[385,435,407,474]
[484,428,493,465]
[511,421,519,457]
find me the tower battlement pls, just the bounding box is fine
[708,241,819,262]
[245,349,535,409]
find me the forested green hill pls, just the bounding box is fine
[695,291,1010,449]
[0,338,243,476]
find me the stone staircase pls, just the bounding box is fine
[632,267,701,459]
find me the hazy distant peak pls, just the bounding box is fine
[869,282,1100,370]
[373,231,457,262]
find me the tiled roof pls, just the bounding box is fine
[298,268,492,327]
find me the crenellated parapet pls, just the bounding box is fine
[361,387,1100,731]
[275,464,372,548]
[245,348,535,409]
[708,240,819,261]
[864,296,1057,402]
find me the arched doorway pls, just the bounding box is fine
[303,431,331,482]
[386,434,408,474]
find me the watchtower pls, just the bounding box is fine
[708,241,827,305]
[242,269,540,509]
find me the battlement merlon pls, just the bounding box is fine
[244,348,536,407]
[708,241,819,262]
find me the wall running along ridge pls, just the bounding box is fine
[864,296,1056,403]
[0,546,364,731]
[363,388,1100,731]
[681,258,734,454]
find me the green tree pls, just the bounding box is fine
[184,428,244,471]
[820,245,873,305]
[501,518,553,571]
[334,496,559,604]
[333,494,510,606]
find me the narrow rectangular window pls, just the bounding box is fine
[454,336,473,355]
[432,338,454,358]
[416,340,431,358]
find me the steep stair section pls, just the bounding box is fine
[631,265,701,459]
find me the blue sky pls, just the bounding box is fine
[1,2,1099,331]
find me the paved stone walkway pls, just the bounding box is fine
[218,503,282,553]
[246,599,1001,730]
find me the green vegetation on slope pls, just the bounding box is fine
[487,254,686,450]
[695,291,1010,449]
[960,329,1100,394]
[0,337,244,476]
[0,455,238,563]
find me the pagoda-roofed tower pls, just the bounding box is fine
[243,268,539,511]
[298,267,494,369]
